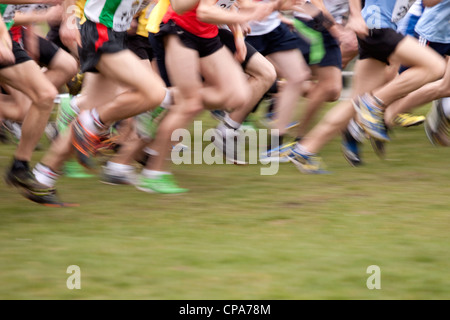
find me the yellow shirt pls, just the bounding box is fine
[146,0,170,33]
[136,6,150,38]
[76,0,86,20]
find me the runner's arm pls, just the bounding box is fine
[0,0,62,5]
[197,0,277,25]
[0,17,14,65]
[422,0,442,6]
[170,0,199,15]
[346,0,368,37]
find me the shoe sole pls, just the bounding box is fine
[5,177,78,207]
[424,122,440,146]
[287,156,329,174]
[369,137,386,159]
[399,119,425,128]
[100,179,135,186]
[341,145,363,167]
[259,156,290,164]
[135,186,187,194]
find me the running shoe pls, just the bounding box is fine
[260,141,296,164]
[2,120,21,144]
[63,160,94,178]
[135,106,166,140]
[56,94,79,133]
[369,137,386,159]
[240,120,257,131]
[424,98,450,146]
[71,113,103,169]
[0,122,8,143]
[286,145,328,174]
[211,128,247,165]
[210,110,226,122]
[44,122,59,141]
[341,130,363,167]
[393,113,426,128]
[100,166,136,186]
[136,174,188,194]
[5,166,75,207]
[353,94,390,142]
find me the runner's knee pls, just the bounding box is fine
[34,84,58,109]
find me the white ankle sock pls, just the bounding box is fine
[141,169,170,179]
[294,143,314,156]
[33,163,59,187]
[106,162,134,173]
[160,88,173,109]
[70,96,80,114]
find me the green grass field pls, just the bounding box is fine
[0,103,449,300]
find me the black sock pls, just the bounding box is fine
[12,158,29,171]
[278,135,284,146]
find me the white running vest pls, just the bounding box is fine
[84,0,149,32]
[248,0,281,36]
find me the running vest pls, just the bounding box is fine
[0,4,16,30]
[323,0,349,24]
[294,0,350,23]
[84,0,150,32]
[415,0,450,44]
[163,0,236,39]
[247,0,280,36]
[396,0,423,36]
[147,0,170,33]
[148,0,238,33]
[76,0,87,19]
[362,0,416,29]
[136,5,151,38]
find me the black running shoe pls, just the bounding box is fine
[5,167,77,207]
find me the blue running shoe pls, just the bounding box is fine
[260,141,296,164]
[286,145,328,174]
[341,130,362,167]
[353,94,390,142]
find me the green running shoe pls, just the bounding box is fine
[63,160,94,178]
[135,106,166,139]
[56,94,78,134]
[136,174,188,194]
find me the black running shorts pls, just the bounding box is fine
[126,34,154,61]
[0,40,32,69]
[79,19,127,73]
[358,28,405,65]
[156,20,223,58]
[218,28,258,70]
